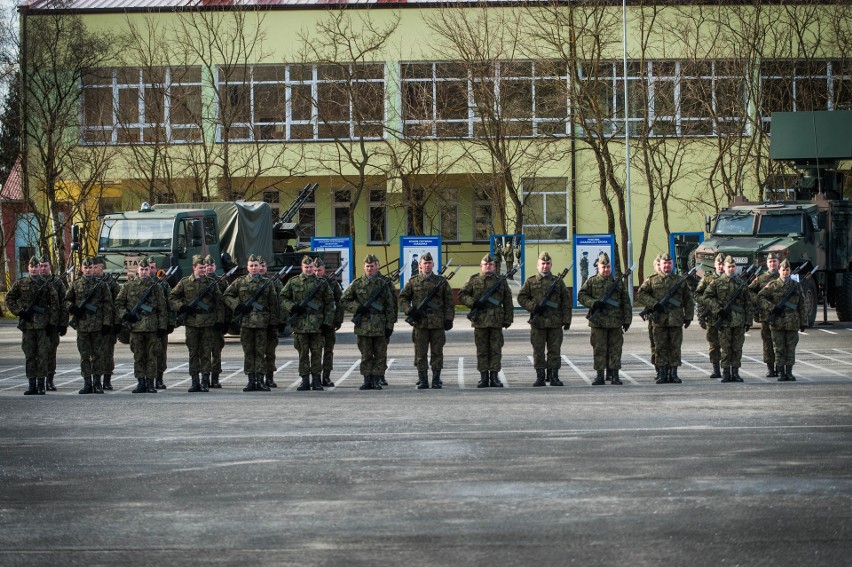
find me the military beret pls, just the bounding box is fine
[780,259,791,269]
[82,257,94,267]
[39,255,49,264]
[482,254,494,263]
[364,254,379,264]
[204,255,215,265]
[247,254,259,263]
[715,253,725,263]
[538,252,552,261]
[256,256,266,265]
[28,257,39,267]
[147,257,157,265]
[420,252,433,262]
[301,256,314,265]
[598,252,610,266]
[139,258,150,268]
[94,256,106,265]
[313,257,325,268]
[654,253,663,263]
[724,255,736,266]
[192,254,204,265]
[767,252,779,261]
[660,253,672,262]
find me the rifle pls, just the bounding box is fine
[175,266,238,326]
[404,265,461,325]
[352,266,402,326]
[712,264,762,328]
[288,263,347,320]
[639,266,698,322]
[68,273,119,330]
[467,263,522,322]
[767,262,818,324]
[528,263,573,327]
[439,258,452,275]
[586,263,636,325]
[278,183,319,224]
[16,275,57,330]
[233,265,291,325]
[122,266,178,326]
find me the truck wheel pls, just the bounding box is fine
[837,272,852,322]
[801,277,818,328]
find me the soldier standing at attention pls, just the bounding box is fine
[459,254,513,388]
[705,256,753,383]
[518,252,573,387]
[749,252,780,377]
[577,252,632,386]
[342,255,398,390]
[493,243,503,275]
[116,259,168,394]
[66,257,115,394]
[94,256,120,390]
[636,253,694,384]
[314,258,345,388]
[258,257,283,389]
[170,255,225,393]
[147,257,175,390]
[758,259,807,382]
[224,255,279,392]
[40,257,68,391]
[205,255,228,388]
[400,252,455,389]
[7,256,61,395]
[280,256,335,391]
[695,253,725,378]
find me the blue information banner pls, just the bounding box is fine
[311,236,354,287]
[400,236,442,289]
[573,234,615,308]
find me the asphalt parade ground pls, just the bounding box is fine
[1,314,851,565]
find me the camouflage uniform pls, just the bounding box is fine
[115,270,168,393]
[704,263,753,382]
[280,263,335,391]
[749,261,780,376]
[342,257,398,390]
[66,265,115,393]
[503,245,516,275]
[695,254,724,378]
[316,260,345,388]
[151,265,176,390]
[758,267,807,381]
[261,262,285,389]
[517,253,573,387]
[636,256,694,384]
[170,262,225,392]
[224,267,281,392]
[577,256,632,384]
[47,274,69,388]
[208,256,229,388]
[399,257,455,389]
[6,262,61,395]
[458,258,513,387]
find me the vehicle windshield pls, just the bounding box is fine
[713,212,755,236]
[98,218,174,251]
[757,213,803,236]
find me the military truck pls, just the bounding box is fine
[693,111,852,326]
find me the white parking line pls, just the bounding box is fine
[0,365,23,374]
[738,355,775,382]
[792,357,852,380]
[630,353,655,369]
[457,357,465,389]
[617,370,640,385]
[681,359,712,377]
[333,360,360,388]
[802,349,852,366]
[498,370,509,388]
[818,329,838,335]
[561,355,592,385]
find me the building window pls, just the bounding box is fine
[760,60,852,129]
[473,187,493,242]
[439,188,459,242]
[262,190,281,221]
[523,178,568,242]
[81,66,202,145]
[369,189,387,243]
[333,189,351,237]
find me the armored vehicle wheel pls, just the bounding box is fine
[837,272,852,322]
[801,277,818,328]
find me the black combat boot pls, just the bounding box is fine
[266,372,278,388]
[605,370,612,383]
[256,374,271,392]
[201,373,210,392]
[610,370,623,385]
[592,370,606,386]
[297,376,311,391]
[669,367,682,384]
[731,367,743,382]
[155,373,166,390]
[710,363,722,379]
[417,370,429,389]
[431,371,442,389]
[786,365,797,382]
[477,372,490,388]
[656,366,670,384]
[24,378,37,395]
[533,369,546,387]
[766,363,778,378]
[243,374,256,392]
[188,373,201,393]
[132,377,147,393]
[379,376,388,386]
[721,367,733,383]
[146,378,158,393]
[777,365,789,381]
[372,375,382,390]
[210,373,221,388]
[321,370,334,388]
[311,374,324,391]
[78,376,94,395]
[93,375,104,394]
[359,375,373,390]
[654,366,662,382]
[36,377,46,395]
[46,374,57,391]
[102,374,113,390]
[490,371,503,388]
[550,369,564,386]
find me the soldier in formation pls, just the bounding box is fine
[315,258,345,388]
[7,257,61,395]
[636,252,694,384]
[577,252,632,386]
[517,251,572,387]
[503,242,517,277]
[147,257,175,390]
[115,259,168,394]
[703,256,753,383]
[400,252,455,389]
[749,252,780,377]
[40,257,69,391]
[65,257,115,394]
[94,256,121,390]
[342,254,398,390]
[170,254,225,392]
[458,254,513,388]
[280,256,335,391]
[205,255,228,388]
[695,253,725,378]
[259,257,284,389]
[757,259,808,382]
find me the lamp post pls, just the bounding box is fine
[622,0,634,300]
